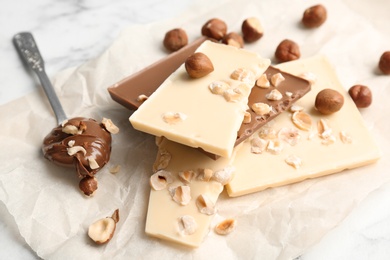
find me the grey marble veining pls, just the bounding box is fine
[0,0,192,105]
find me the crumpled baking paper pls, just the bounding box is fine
[1,0,389,259]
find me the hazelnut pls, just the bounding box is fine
[315,89,344,115]
[241,17,264,43]
[275,39,300,63]
[378,51,390,74]
[348,85,372,108]
[222,32,244,48]
[201,18,227,40]
[185,52,214,78]
[88,209,119,244]
[79,176,98,196]
[163,28,188,52]
[302,4,327,28]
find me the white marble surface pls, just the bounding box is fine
[1,0,389,259]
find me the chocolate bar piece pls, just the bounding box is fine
[108,37,208,111]
[108,39,311,158]
[235,66,311,146]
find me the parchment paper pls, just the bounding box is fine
[1,0,389,259]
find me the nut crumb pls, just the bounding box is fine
[67,145,87,156]
[266,89,283,101]
[267,139,284,154]
[172,185,191,206]
[67,140,75,147]
[317,119,336,145]
[197,168,213,181]
[250,137,268,154]
[178,170,196,184]
[285,155,302,169]
[223,88,244,102]
[102,118,119,134]
[340,131,353,144]
[196,194,216,215]
[270,73,285,87]
[215,218,237,235]
[230,68,255,83]
[256,74,270,88]
[209,81,229,95]
[243,111,252,124]
[292,111,312,131]
[252,102,271,115]
[278,127,301,146]
[62,125,79,135]
[109,165,121,174]
[87,156,99,170]
[162,112,187,124]
[177,215,197,236]
[153,148,171,171]
[212,166,235,185]
[150,170,174,191]
[136,94,149,102]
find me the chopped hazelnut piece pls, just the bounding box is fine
[196,194,216,215]
[252,102,271,115]
[162,112,187,124]
[177,215,197,236]
[285,155,302,169]
[256,74,270,88]
[270,73,285,87]
[214,218,237,235]
[171,185,191,206]
[150,170,174,191]
[102,118,120,134]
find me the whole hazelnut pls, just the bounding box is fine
[185,52,214,78]
[275,39,300,63]
[163,28,188,52]
[348,85,372,108]
[378,51,390,74]
[241,17,264,43]
[222,32,244,48]
[201,18,227,41]
[302,4,327,28]
[79,176,98,196]
[315,88,344,115]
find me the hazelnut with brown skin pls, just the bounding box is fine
[79,176,98,196]
[315,89,344,115]
[348,85,372,108]
[201,18,227,41]
[163,28,188,52]
[379,51,390,74]
[302,4,327,28]
[185,52,214,78]
[222,32,244,48]
[275,39,300,63]
[241,17,264,43]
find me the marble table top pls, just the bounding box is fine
[1,0,389,259]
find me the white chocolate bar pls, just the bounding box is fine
[145,137,239,248]
[130,40,270,158]
[226,55,381,197]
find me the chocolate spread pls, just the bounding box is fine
[42,117,112,178]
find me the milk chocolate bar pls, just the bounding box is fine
[108,37,209,111]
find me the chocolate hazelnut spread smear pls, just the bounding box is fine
[42,117,112,178]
